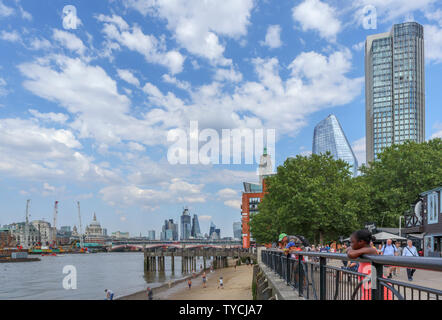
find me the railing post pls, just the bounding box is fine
[298,254,304,297]
[371,262,384,300]
[286,253,290,285]
[319,256,326,300]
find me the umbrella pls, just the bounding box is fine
[372,231,407,241]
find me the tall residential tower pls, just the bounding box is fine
[365,22,425,163]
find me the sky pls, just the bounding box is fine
[0,0,441,238]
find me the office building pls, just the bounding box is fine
[365,22,425,163]
[147,230,156,240]
[233,222,242,240]
[161,219,178,241]
[191,214,201,238]
[313,114,359,176]
[180,207,191,240]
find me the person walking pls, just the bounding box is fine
[104,289,114,300]
[380,239,397,278]
[202,272,207,288]
[146,287,153,300]
[218,276,224,289]
[187,278,192,290]
[402,240,418,281]
[392,242,403,276]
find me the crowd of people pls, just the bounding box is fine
[276,231,420,282]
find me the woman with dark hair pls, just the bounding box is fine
[347,230,392,300]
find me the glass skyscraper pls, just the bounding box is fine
[365,22,425,163]
[313,114,359,177]
[180,208,191,240]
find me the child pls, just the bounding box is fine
[187,278,192,290]
[202,272,207,288]
[218,277,223,289]
[346,230,392,300]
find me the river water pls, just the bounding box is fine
[0,252,207,300]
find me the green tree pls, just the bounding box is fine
[359,138,442,227]
[250,153,360,245]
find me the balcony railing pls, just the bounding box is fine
[261,249,442,300]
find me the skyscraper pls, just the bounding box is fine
[180,207,191,240]
[233,222,242,240]
[365,22,425,163]
[313,114,359,177]
[191,214,201,238]
[161,219,178,241]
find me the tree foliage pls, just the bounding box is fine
[250,139,442,245]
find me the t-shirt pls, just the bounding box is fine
[381,244,397,256]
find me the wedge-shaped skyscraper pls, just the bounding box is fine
[313,114,359,177]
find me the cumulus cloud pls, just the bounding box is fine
[0,1,14,18]
[125,0,254,65]
[97,14,185,74]
[292,0,341,42]
[261,25,282,49]
[1,30,21,43]
[100,178,206,209]
[0,118,118,183]
[29,109,69,124]
[117,69,140,87]
[52,29,87,56]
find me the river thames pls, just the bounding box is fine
[0,252,206,300]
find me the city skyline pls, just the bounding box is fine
[1,1,442,237]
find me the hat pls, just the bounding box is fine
[278,233,288,242]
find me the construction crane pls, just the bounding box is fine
[24,200,31,249]
[77,201,84,249]
[52,201,59,248]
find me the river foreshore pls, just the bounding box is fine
[119,264,254,300]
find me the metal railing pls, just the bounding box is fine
[261,249,442,300]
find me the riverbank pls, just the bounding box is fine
[120,264,254,300]
[0,257,41,263]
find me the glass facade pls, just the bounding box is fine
[366,22,425,163]
[312,114,359,177]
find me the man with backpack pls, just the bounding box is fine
[380,239,397,278]
[402,240,418,281]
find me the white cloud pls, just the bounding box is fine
[18,55,167,147]
[125,0,254,65]
[100,178,206,208]
[431,123,442,139]
[97,14,185,74]
[1,30,21,43]
[425,24,442,64]
[292,0,341,42]
[352,137,366,166]
[0,1,14,18]
[29,38,52,51]
[117,69,140,87]
[354,0,436,22]
[352,41,365,51]
[52,29,87,56]
[0,77,7,96]
[224,199,241,209]
[214,67,243,83]
[261,25,282,49]
[162,74,191,90]
[0,118,119,183]
[217,188,238,199]
[29,109,69,124]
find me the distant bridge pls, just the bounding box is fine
[109,240,242,252]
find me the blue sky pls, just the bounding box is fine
[0,0,441,237]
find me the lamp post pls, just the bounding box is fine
[399,216,404,237]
